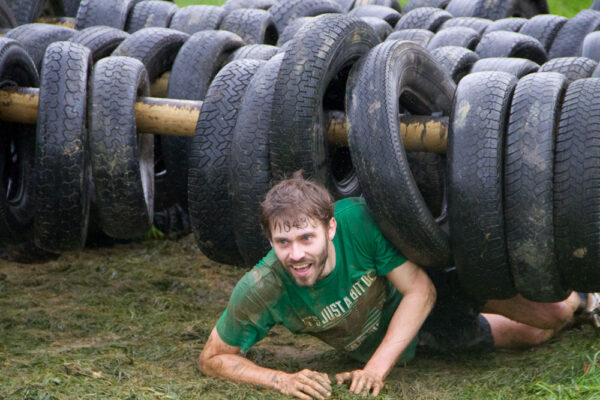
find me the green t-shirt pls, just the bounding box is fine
[216,197,415,363]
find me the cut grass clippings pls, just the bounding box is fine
[1,235,599,399]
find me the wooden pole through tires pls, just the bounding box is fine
[0,86,448,154]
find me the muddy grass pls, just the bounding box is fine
[0,236,599,400]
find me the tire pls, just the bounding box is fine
[0,0,16,28]
[445,0,543,20]
[470,57,539,77]
[426,26,479,51]
[188,59,265,266]
[270,15,379,198]
[593,0,600,10]
[269,0,342,33]
[348,5,401,27]
[549,10,600,59]
[430,45,478,83]
[5,24,76,72]
[222,0,277,12]
[164,30,244,211]
[359,17,392,40]
[475,31,547,64]
[153,203,190,239]
[75,0,136,30]
[88,56,154,239]
[0,38,39,245]
[63,0,80,17]
[582,31,600,62]
[228,43,280,62]
[34,41,92,253]
[230,54,284,266]
[276,16,313,46]
[538,57,598,83]
[484,17,527,33]
[347,40,455,267]
[220,8,278,45]
[353,0,401,13]
[554,78,600,292]
[519,14,567,53]
[386,28,433,47]
[448,71,518,300]
[403,0,449,13]
[125,1,178,33]
[169,5,226,35]
[332,0,355,12]
[438,16,491,35]
[69,26,129,63]
[505,72,569,301]
[6,0,64,25]
[394,7,452,32]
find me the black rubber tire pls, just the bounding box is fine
[386,28,433,47]
[505,72,569,301]
[169,5,226,35]
[430,45,478,83]
[359,16,392,40]
[475,31,547,64]
[439,17,491,35]
[163,30,244,212]
[88,56,154,239]
[125,1,178,33]
[228,43,280,62]
[188,59,265,266]
[6,0,64,25]
[405,151,447,222]
[426,26,479,51]
[353,0,401,13]
[394,7,452,32]
[445,0,544,20]
[549,10,600,59]
[5,24,76,72]
[348,5,401,27]
[75,0,136,30]
[220,8,278,45]
[269,0,342,33]
[554,78,600,292]
[347,40,455,267]
[34,41,91,253]
[0,38,39,245]
[230,54,283,266]
[63,0,80,17]
[593,0,600,10]
[448,71,518,300]
[538,57,598,83]
[519,14,568,53]
[270,15,379,198]
[153,203,190,239]
[403,0,449,13]
[69,26,129,63]
[582,31,600,62]
[470,57,539,77]
[276,16,313,46]
[0,0,16,28]
[222,0,277,12]
[484,17,527,33]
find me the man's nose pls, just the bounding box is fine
[289,242,305,261]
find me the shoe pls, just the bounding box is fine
[577,293,600,328]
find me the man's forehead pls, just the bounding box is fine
[270,215,319,235]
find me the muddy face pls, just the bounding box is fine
[269,216,336,287]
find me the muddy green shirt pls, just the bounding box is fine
[216,197,415,363]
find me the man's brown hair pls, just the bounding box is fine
[260,171,334,240]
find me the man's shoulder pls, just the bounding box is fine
[334,197,369,218]
[237,252,285,299]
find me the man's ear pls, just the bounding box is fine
[328,217,337,241]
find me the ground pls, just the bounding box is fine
[0,235,599,399]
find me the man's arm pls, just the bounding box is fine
[335,261,436,396]
[199,327,332,400]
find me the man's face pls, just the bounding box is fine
[269,215,336,287]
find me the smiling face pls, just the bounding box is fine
[269,215,337,287]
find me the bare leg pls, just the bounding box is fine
[483,313,554,349]
[482,292,581,331]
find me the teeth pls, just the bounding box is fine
[292,264,309,270]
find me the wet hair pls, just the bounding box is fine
[260,171,334,240]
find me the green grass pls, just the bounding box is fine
[174,0,593,18]
[1,237,600,399]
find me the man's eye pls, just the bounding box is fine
[302,236,311,242]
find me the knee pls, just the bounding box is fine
[534,302,574,330]
[513,327,554,347]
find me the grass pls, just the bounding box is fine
[1,236,600,399]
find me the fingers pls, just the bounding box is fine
[335,372,351,385]
[297,370,331,399]
[337,370,384,397]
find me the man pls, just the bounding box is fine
[199,173,598,399]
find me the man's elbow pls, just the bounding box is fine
[197,348,217,377]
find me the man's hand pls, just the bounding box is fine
[274,369,332,400]
[335,369,384,397]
